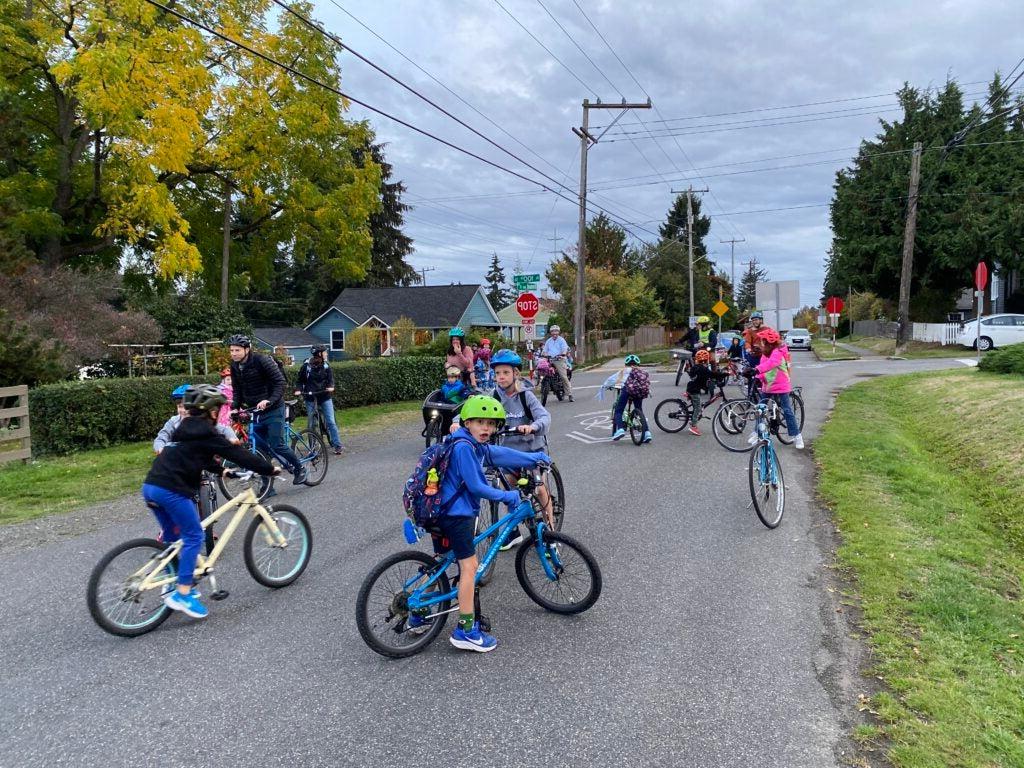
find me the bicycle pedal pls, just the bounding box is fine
[210,590,230,601]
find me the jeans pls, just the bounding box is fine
[143,484,203,587]
[253,405,303,473]
[613,389,649,433]
[762,392,800,436]
[686,383,704,421]
[305,397,342,448]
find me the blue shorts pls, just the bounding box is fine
[431,515,477,560]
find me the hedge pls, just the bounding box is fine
[977,342,1024,375]
[28,356,444,456]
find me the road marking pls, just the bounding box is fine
[565,431,613,444]
[579,414,613,431]
[573,379,661,391]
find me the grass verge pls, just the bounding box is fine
[0,399,420,526]
[814,344,860,361]
[843,335,970,359]
[816,370,1024,767]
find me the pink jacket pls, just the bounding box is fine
[217,383,234,426]
[446,347,474,373]
[756,347,792,394]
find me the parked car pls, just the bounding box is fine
[956,313,1024,351]
[716,331,740,349]
[784,328,812,350]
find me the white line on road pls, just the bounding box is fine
[572,380,661,391]
[565,431,613,444]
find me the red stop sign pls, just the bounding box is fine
[975,262,988,291]
[515,292,539,319]
[826,296,845,315]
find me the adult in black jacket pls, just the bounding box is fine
[227,334,306,484]
[294,345,343,454]
[142,384,278,620]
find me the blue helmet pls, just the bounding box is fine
[624,354,641,365]
[171,384,191,400]
[750,310,764,320]
[491,349,522,369]
[448,327,466,338]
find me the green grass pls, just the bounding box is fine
[816,370,1024,767]
[0,400,420,526]
[814,343,860,361]
[843,335,969,359]
[637,348,672,365]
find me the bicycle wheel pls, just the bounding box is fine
[544,463,566,532]
[674,359,685,387]
[475,499,501,587]
[355,550,452,658]
[654,397,690,433]
[218,449,274,501]
[628,410,643,445]
[749,442,785,528]
[515,531,602,614]
[86,538,174,637]
[791,391,806,433]
[540,379,550,406]
[292,429,328,486]
[243,504,312,587]
[712,399,758,453]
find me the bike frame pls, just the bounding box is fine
[239,410,317,468]
[752,404,781,486]
[406,498,556,614]
[136,485,288,592]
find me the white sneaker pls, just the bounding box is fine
[793,434,805,450]
[747,432,759,445]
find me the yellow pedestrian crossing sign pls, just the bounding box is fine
[712,300,729,317]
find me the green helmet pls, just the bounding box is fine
[448,327,466,338]
[459,394,506,425]
[698,315,710,324]
[182,384,226,413]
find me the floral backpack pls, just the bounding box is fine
[625,367,651,399]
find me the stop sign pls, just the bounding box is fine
[515,292,539,319]
[975,262,988,291]
[825,296,845,315]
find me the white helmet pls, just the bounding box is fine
[549,325,561,333]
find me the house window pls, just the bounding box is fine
[331,330,345,351]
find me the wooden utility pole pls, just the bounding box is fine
[669,186,709,322]
[895,141,923,353]
[418,266,436,286]
[721,237,745,303]
[573,98,651,363]
[220,178,231,307]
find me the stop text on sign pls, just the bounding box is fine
[516,292,539,319]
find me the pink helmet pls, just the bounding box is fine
[756,328,781,344]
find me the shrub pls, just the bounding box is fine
[977,342,1024,375]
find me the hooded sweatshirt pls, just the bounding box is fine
[756,346,792,394]
[492,379,550,453]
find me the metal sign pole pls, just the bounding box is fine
[976,290,982,364]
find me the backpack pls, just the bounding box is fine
[493,390,533,423]
[402,435,473,528]
[625,367,650,399]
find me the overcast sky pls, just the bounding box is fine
[313,0,1023,309]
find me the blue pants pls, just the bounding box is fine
[253,405,303,472]
[143,484,203,587]
[305,397,342,448]
[613,389,649,433]
[762,392,800,436]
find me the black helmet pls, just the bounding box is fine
[226,334,251,348]
[311,344,328,356]
[182,384,227,413]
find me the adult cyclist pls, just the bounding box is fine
[295,344,343,455]
[227,334,307,484]
[686,315,718,354]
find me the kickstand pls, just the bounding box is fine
[208,573,229,601]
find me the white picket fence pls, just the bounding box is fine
[911,322,961,345]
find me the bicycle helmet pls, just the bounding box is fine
[182,384,227,413]
[750,310,764,320]
[756,328,781,344]
[698,315,710,324]
[459,394,506,425]
[171,384,191,400]
[448,327,466,338]
[310,344,328,356]
[445,365,462,377]
[694,349,711,364]
[219,367,231,378]
[491,349,522,369]
[624,354,641,365]
[226,334,251,348]
[549,325,561,333]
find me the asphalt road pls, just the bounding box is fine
[0,353,970,768]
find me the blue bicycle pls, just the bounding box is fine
[355,465,602,658]
[748,403,786,528]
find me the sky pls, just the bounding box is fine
[312,0,1024,309]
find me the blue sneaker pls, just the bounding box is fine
[407,613,431,635]
[450,621,497,653]
[642,431,653,444]
[163,590,209,619]
[612,428,626,441]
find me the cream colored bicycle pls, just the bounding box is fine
[87,472,312,637]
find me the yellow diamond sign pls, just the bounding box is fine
[712,300,729,317]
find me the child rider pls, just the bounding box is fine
[426,394,550,653]
[143,385,279,619]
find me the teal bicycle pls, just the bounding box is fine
[748,402,786,528]
[355,464,602,658]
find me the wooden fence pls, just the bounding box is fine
[0,385,31,464]
[586,325,667,358]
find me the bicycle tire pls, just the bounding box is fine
[292,429,328,486]
[86,538,174,637]
[218,449,274,501]
[355,550,452,658]
[792,391,806,433]
[654,397,690,433]
[749,442,785,529]
[545,463,566,532]
[475,499,501,587]
[674,359,685,387]
[540,379,550,407]
[628,410,643,445]
[243,504,313,587]
[514,531,602,615]
[712,399,758,453]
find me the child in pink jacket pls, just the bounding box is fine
[754,329,803,449]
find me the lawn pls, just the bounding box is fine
[813,343,860,361]
[844,335,970,359]
[0,400,420,526]
[815,370,1024,767]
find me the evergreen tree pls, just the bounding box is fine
[737,260,769,312]
[484,252,511,310]
[362,142,417,288]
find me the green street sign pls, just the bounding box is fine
[513,274,541,290]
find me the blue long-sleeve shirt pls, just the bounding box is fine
[440,427,550,518]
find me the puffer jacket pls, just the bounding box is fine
[231,352,286,411]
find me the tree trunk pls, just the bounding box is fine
[221,178,231,306]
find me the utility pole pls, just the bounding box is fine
[547,229,563,260]
[720,237,745,304]
[418,266,436,286]
[573,97,651,363]
[896,141,923,353]
[670,186,709,323]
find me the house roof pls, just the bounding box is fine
[496,303,553,326]
[324,284,496,328]
[252,327,320,348]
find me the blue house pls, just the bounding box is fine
[305,284,502,358]
[252,327,321,365]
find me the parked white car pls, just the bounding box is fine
[956,313,1024,351]
[784,328,812,350]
